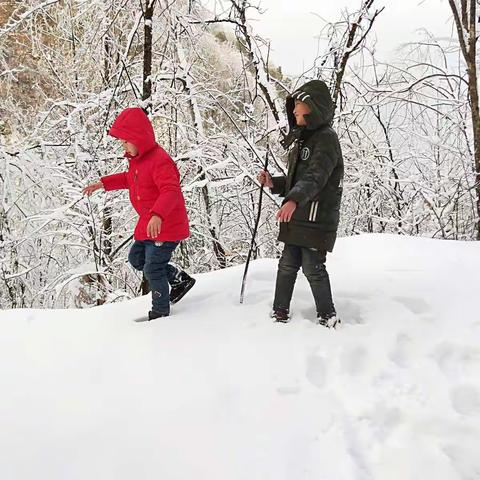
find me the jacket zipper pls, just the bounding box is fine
[133,169,139,201]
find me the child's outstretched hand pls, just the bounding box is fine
[82,181,104,196]
[147,215,162,238]
[276,200,297,222]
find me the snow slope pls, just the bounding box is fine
[1,235,480,480]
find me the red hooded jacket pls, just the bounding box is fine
[101,108,190,242]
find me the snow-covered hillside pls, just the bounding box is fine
[1,235,480,480]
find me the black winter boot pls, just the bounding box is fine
[317,313,340,328]
[271,308,291,323]
[148,310,169,321]
[170,273,196,304]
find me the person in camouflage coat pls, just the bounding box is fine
[258,80,344,326]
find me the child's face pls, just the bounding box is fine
[121,139,138,156]
[293,100,311,126]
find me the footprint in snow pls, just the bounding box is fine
[450,384,480,416]
[341,345,368,376]
[393,296,430,315]
[335,298,366,325]
[306,354,327,388]
[388,333,415,368]
[431,342,480,380]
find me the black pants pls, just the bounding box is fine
[273,244,335,318]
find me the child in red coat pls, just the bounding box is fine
[83,108,195,319]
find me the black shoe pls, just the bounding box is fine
[148,310,169,321]
[271,308,290,323]
[317,313,340,328]
[170,276,196,304]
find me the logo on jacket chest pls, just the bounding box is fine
[300,147,311,161]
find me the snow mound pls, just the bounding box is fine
[1,234,480,480]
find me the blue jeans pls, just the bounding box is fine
[128,240,180,315]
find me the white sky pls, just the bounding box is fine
[203,0,455,75]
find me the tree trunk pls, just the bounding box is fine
[448,0,480,239]
[142,0,155,112]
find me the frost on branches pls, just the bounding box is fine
[0,0,477,308]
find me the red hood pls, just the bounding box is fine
[108,107,157,157]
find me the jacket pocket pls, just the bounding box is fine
[292,201,320,222]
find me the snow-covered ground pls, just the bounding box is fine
[1,234,480,480]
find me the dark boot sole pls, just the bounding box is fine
[271,312,291,323]
[319,318,340,329]
[134,315,168,323]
